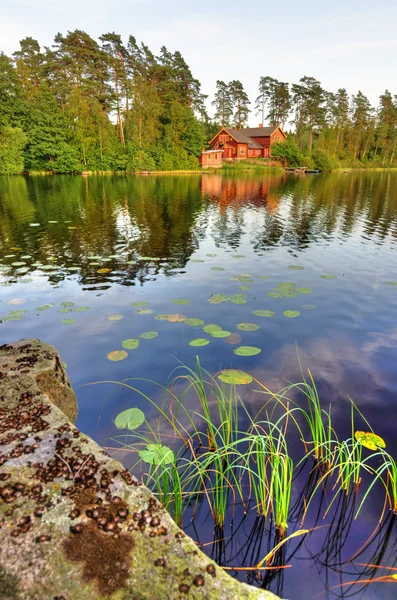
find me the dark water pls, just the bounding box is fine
[1,171,397,599]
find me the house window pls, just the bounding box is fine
[274,135,280,142]
[233,148,236,155]
[215,154,218,160]
[240,147,245,154]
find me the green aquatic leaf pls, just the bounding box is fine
[127,260,137,265]
[321,274,337,280]
[237,322,260,331]
[232,254,245,258]
[208,294,230,304]
[191,259,205,263]
[131,301,148,307]
[385,281,397,286]
[61,301,75,307]
[18,278,33,284]
[267,291,283,298]
[217,369,253,385]
[107,314,124,321]
[296,287,312,294]
[122,338,140,350]
[135,308,153,315]
[185,318,205,327]
[62,318,75,325]
[283,310,300,318]
[48,220,58,224]
[107,350,128,362]
[230,274,253,282]
[57,308,72,313]
[288,265,304,271]
[203,324,222,334]
[302,304,317,310]
[238,285,251,290]
[211,266,225,271]
[355,431,386,451]
[11,262,26,267]
[206,253,217,257]
[257,275,269,280]
[233,346,262,357]
[35,304,54,311]
[29,223,40,227]
[139,444,174,466]
[155,313,171,321]
[173,298,191,305]
[277,282,296,289]
[211,330,232,338]
[140,331,158,340]
[20,255,32,260]
[168,314,187,323]
[189,338,210,347]
[252,310,275,318]
[115,407,145,430]
[74,306,89,312]
[65,267,79,272]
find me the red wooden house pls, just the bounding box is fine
[208,124,286,160]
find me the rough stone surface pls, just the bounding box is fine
[0,339,281,600]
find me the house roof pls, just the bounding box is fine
[242,126,284,138]
[202,149,224,154]
[225,128,262,149]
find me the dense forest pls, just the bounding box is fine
[0,31,396,174]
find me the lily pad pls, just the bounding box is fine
[155,314,171,321]
[7,298,25,306]
[231,294,247,305]
[97,268,112,274]
[122,338,140,350]
[302,304,317,310]
[135,308,153,315]
[355,431,386,451]
[217,369,253,385]
[206,253,217,257]
[74,306,89,312]
[140,331,158,340]
[203,324,222,334]
[115,407,145,430]
[189,338,210,347]
[267,291,284,298]
[131,302,148,307]
[296,287,312,294]
[48,220,58,224]
[321,274,337,280]
[61,301,75,308]
[185,318,205,327]
[257,275,269,280]
[65,267,79,272]
[107,350,128,362]
[237,323,260,331]
[127,260,137,265]
[385,281,397,286]
[211,330,232,338]
[283,310,300,318]
[11,262,26,267]
[168,314,187,323]
[211,267,225,271]
[233,346,262,357]
[107,314,124,321]
[20,255,32,260]
[208,294,230,304]
[173,298,191,305]
[238,285,251,290]
[35,304,54,311]
[252,310,275,318]
[57,308,72,313]
[191,259,205,263]
[61,318,75,325]
[288,265,304,271]
[29,223,40,227]
[139,444,174,466]
[232,254,245,259]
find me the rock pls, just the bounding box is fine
[0,339,281,600]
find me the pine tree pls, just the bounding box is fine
[211,80,233,127]
[229,80,250,130]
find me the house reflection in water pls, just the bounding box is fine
[201,174,286,214]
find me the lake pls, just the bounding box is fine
[1,171,397,599]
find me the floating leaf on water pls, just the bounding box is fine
[58,308,72,313]
[127,260,137,265]
[29,223,40,227]
[296,287,312,295]
[139,443,174,465]
[18,278,33,284]
[208,294,230,304]
[238,285,251,290]
[185,318,205,327]
[35,304,54,311]
[74,306,89,312]
[217,369,253,385]
[203,324,222,334]
[140,331,158,340]
[97,268,112,274]
[206,253,217,257]
[107,314,124,321]
[135,308,153,315]
[230,274,253,282]
[252,310,275,318]
[65,267,79,272]
[257,275,269,280]
[48,220,58,224]
[41,265,59,271]
[211,330,231,338]
[267,291,283,298]
[61,318,75,325]
[88,255,102,260]
[277,282,296,289]
[355,431,386,451]
[4,314,25,321]
[61,301,75,307]
[168,314,187,323]
[385,281,397,286]
[4,255,15,259]
[131,301,148,307]
[10,247,22,251]
[211,267,224,271]
[16,267,29,274]
[237,322,260,331]
[173,298,191,305]
[122,338,140,350]
[107,349,128,362]
[20,255,32,260]
[231,294,247,305]
[189,338,210,347]
[11,262,26,267]
[115,407,145,430]
[155,313,171,321]
[101,258,112,262]
[302,304,317,310]
[321,274,337,280]
[283,310,300,318]
[233,346,262,356]
[48,257,57,261]
[232,254,245,258]
[224,333,242,345]
[64,220,72,223]
[191,259,205,263]
[7,298,25,305]
[288,265,304,271]
[68,226,77,230]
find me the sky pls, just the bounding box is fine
[2,0,396,122]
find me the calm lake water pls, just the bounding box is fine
[1,171,397,599]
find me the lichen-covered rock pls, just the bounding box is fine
[0,339,281,600]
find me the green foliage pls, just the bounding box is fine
[0,126,27,174]
[312,149,340,171]
[271,140,304,167]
